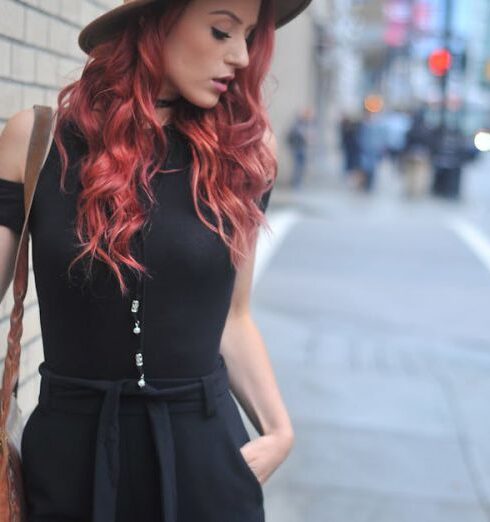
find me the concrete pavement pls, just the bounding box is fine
[250,164,490,522]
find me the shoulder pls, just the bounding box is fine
[0,108,36,184]
[261,126,277,158]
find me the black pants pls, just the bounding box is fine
[21,354,265,521]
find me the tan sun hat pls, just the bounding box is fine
[78,0,312,54]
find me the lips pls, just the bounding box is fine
[213,74,234,84]
[213,78,230,85]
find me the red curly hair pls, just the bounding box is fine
[52,0,277,296]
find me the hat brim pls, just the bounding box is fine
[78,0,312,54]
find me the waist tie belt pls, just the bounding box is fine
[37,355,230,522]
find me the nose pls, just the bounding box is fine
[225,39,250,70]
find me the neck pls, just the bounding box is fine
[156,107,174,127]
[155,98,179,108]
[154,94,179,126]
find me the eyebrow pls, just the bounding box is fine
[208,9,257,30]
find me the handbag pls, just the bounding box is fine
[0,104,54,521]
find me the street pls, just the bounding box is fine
[250,158,490,522]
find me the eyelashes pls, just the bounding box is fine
[212,27,254,45]
[212,27,231,40]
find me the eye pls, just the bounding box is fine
[212,27,231,41]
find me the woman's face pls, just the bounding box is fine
[160,0,262,108]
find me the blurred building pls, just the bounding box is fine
[268,2,316,185]
[307,0,490,171]
[460,0,490,133]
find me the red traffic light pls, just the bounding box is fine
[428,48,452,76]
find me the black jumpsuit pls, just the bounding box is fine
[0,119,273,522]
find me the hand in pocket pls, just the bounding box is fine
[239,432,294,485]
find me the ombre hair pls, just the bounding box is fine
[53,0,277,296]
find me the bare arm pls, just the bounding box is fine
[219,129,294,483]
[220,241,294,440]
[0,108,35,303]
[220,128,292,435]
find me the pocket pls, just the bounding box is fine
[216,392,264,503]
[230,428,264,493]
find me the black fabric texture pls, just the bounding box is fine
[21,356,265,521]
[2,121,273,380]
[0,177,24,235]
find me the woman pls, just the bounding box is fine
[0,0,311,520]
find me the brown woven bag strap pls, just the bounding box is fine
[0,105,54,431]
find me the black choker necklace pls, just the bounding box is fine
[155,98,179,108]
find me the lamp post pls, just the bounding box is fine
[440,0,453,131]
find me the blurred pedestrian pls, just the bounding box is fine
[380,109,410,169]
[286,108,314,190]
[357,109,387,192]
[430,125,468,199]
[400,107,433,198]
[340,115,361,177]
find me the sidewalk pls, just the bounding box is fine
[251,173,490,522]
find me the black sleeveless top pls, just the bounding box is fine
[0,121,272,379]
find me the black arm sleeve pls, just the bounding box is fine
[0,178,25,235]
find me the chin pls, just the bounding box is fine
[181,90,221,109]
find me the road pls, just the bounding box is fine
[250,156,490,522]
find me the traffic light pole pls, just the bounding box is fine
[440,0,453,131]
[431,0,464,200]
